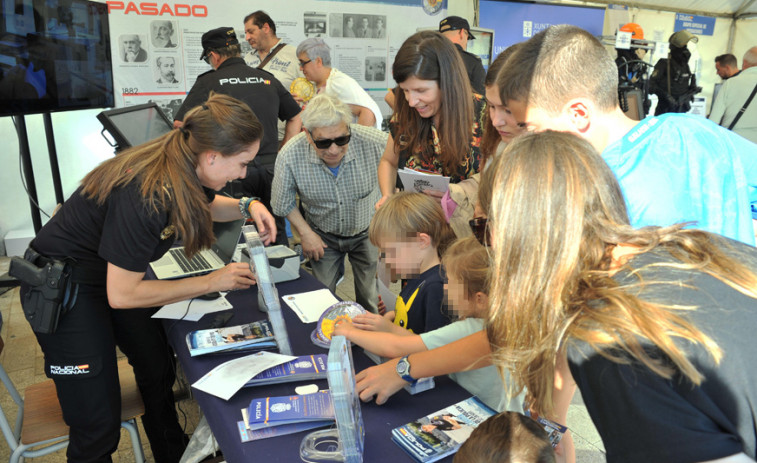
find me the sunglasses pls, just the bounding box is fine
[299,59,312,67]
[469,217,489,246]
[309,130,351,150]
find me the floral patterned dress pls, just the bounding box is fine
[390,94,485,184]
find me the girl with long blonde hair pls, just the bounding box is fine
[485,130,757,462]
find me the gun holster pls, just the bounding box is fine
[9,248,78,334]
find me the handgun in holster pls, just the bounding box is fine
[9,248,77,334]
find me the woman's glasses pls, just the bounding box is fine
[469,217,489,246]
[309,131,351,149]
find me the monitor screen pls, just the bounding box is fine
[97,102,173,149]
[0,0,114,117]
[468,28,494,71]
[415,26,495,71]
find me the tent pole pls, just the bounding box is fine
[735,0,757,18]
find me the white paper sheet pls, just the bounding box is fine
[397,168,450,194]
[377,278,397,314]
[282,288,339,323]
[151,295,233,321]
[191,351,297,400]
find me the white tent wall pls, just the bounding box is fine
[734,17,757,61]
[448,0,475,22]
[0,110,113,255]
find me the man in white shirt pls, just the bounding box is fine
[710,47,757,144]
[296,38,383,129]
[243,10,304,141]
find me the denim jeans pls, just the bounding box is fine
[310,228,379,313]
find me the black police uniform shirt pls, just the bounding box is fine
[393,264,451,334]
[650,58,696,98]
[174,57,301,161]
[31,182,215,286]
[567,243,757,462]
[454,43,485,95]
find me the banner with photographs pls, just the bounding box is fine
[107,0,448,119]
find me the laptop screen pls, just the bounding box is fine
[211,219,246,264]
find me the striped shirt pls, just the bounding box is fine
[272,124,388,236]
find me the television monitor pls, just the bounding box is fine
[97,102,173,150]
[467,27,494,71]
[0,0,114,117]
[416,26,495,71]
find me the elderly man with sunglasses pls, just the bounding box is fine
[272,94,387,312]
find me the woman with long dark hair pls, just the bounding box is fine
[20,92,276,462]
[376,30,485,209]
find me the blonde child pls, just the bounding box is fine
[362,191,456,334]
[334,236,524,412]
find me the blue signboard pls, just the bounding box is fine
[674,13,715,36]
[479,0,605,57]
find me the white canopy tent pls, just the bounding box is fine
[552,0,757,49]
[574,0,757,18]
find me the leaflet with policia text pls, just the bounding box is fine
[238,391,335,441]
[397,168,450,194]
[244,354,328,387]
[186,320,276,356]
[391,396,495,463]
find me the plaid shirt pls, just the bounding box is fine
[272,124,388,236]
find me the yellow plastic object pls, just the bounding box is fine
[290,77,316,102]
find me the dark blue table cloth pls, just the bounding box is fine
[165,269,469,463]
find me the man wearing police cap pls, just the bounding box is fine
[439,15,485,94]
[174,26,302,245]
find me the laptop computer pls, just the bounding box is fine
[150,219,245,279]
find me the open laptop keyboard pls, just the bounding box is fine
[170,249,213,273]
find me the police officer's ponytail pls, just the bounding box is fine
[80,93,264,257]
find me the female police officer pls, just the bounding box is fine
[20,93,275,462]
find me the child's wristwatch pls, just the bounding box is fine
[396,355,417,385]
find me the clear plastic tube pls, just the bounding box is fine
[242,225,292,356]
